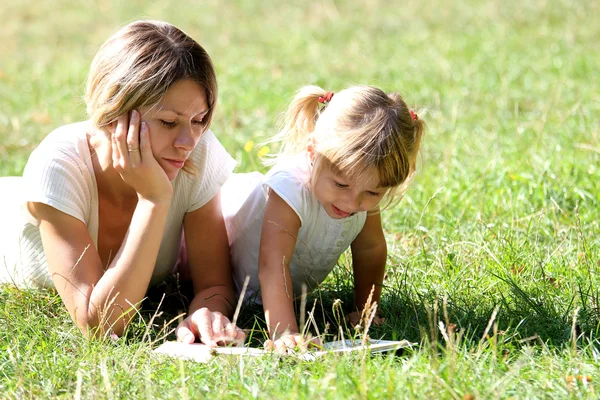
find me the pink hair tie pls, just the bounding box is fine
[318,91,334,104]
[409,110,418,121]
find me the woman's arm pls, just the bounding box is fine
[35,112,173,337]
[349,211,388,323]
[35,197,170,337]
[184,191,236,316]
[175,191,245,346]
[258,191,302,339]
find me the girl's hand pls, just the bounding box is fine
[175,307,245,347]
[264,333,322,354]
[346,311,386,327]
[111,110,173,204]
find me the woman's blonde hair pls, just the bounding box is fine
[84,20,218,174]
[269,85,425,208]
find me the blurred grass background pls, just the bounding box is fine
[1,0,600,397]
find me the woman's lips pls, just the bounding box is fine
[165,159,185,169]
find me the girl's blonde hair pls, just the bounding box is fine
[269,85,425,207]
[84,20,218,174]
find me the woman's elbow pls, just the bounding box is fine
[75,305,132,339]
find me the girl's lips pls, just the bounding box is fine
[165,159,185,169]
[332,205,351,218]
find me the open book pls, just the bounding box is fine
[154,339,414,363]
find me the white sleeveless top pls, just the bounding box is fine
[222,154,367,303]
[0,121,235,288]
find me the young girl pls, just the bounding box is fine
[222,85,424,352]
[0,20,244,346]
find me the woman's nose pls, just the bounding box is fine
[174,126,195,150]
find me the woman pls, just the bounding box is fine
[0,20,244,346]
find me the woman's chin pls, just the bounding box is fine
[161,166,180,182]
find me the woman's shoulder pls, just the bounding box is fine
[186,129,233,171]
[33,121,90,155]
[23,121,94,190]
[173,129,236,211]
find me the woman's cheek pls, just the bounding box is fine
[142,120,161,157]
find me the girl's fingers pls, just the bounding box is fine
[264,339,275,351]
[280,336,297,353]
[274,339,288,354]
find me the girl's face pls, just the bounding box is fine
[139,79,209,181]
[311,162,387,219]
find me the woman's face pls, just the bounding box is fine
[139,79,209,181]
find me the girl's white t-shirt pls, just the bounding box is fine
[0,121,235,288]
[222,154,368,303]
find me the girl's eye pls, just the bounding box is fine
[334,182,349,188]
[160,120,176,128]
[368,191,382,197]
[192,119,204,126]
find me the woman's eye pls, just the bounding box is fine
[160,120,176,127]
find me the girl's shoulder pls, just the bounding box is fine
[266,153,310,185]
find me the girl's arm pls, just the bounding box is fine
[258,191,302,340]
[349,211,388,323]
[175,191,245,346]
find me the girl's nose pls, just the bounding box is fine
[347,193,363,212]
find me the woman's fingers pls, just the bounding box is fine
[112,114,128,169]
[220,322,245,345]
[175,322,196,344]
[210,314,246,346]
[180,308,246,347]
[194,308,217,347]
[126,110,141,167]
[139,120,151,161]
[112,111,143,169]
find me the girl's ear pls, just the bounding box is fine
[306,136,317,162]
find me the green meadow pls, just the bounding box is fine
[1,0,599,398]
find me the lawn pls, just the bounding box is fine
[1,0,599,398]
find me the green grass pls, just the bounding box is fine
[1,0,600,398]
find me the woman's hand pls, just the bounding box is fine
[175,307,245,347]
[264,333,322,354]
[346,311,386,328]
[111,110,173,204]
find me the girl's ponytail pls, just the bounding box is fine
[265,85,330,164]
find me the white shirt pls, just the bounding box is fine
[0,121,235,288]
[223,154,367,303]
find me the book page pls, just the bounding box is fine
[154,339,414,363]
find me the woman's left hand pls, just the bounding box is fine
[346,311,386,327]
[175,307,245,347]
